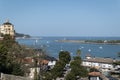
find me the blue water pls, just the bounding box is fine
[16,37,120,59]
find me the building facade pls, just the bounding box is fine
[0,20,15,38]
[82,55,114,72]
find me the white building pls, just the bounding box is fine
[48,61,56,69]
[0,19,15,38]
[29,67,40,79]
[82,55,114,72]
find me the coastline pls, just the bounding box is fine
[55,40,120,45]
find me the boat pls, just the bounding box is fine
[99,46,103,49]
[60,46,63,51]
[88,49,91,52]
[81,46,84,49]
[47,41,49,44]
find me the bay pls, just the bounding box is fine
[16,37,120,59]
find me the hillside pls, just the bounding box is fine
[15,33,30,38]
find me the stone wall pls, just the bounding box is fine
[0,73,32,80]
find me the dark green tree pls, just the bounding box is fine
[50,61,65,79]
[65,72,76,80]
[89,67,99,72]
[12,63,24,76]
[44,51,71,80]
[59,51,71,64]
[0,45,8,73]
[65,50,88,80]
[0,35,25,76]
[113,52,120,65]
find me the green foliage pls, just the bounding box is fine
[43,73,53,80]
[44,51,71,80]
[51,61,65,79]
[113,61,120,65]
[76,49,81,56]
[65,72,76,80]
[0,45,8,73]
[113,52,120,65]
[70,56,88,78]
[70,60,80,68]
[0,35,25,76]
[66,51,88,80]
[15,32,30,38]
[12,63,24,76]
[59,51,71,64]
[89,67,99,72]
[118,52,120,57]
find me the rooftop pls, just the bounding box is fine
[83,57,114,64]
[2,19,13,25]
[89,72,101,76]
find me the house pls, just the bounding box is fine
[0,19,15,38]
[48,61,56,69]
[82,54,115,72]
[88,72,102,80]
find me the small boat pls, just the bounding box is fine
[47,41,49,44]
[99,46,103,49]
[81,46,84,49]
[60,46,63,51]
[88,49,91,52]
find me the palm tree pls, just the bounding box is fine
[76,49,81,56]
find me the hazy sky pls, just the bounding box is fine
[0,0,120,37]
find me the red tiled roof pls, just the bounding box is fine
[40,60,49,65]
[23,57,33,63]
[89,72,101,76]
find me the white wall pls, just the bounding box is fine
[82,61,113,70]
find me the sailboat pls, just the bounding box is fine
[34,39,38,45]
[88,49,91,52]
[60,46,63,51]
[47,41,49,44]
[99,46,103,49]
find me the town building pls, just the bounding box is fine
[0,19,15,38]
[88,72,102,80]
[82,54,115,72]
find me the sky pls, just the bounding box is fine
[0,0,120,37]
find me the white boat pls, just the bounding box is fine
[47,41,49,44]
[88,49,91,52]
[35,39,38,43]
[81,46,84,49]
[99,46,103,49]
[60,46,63,51]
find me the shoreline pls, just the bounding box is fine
[55,40,120,45]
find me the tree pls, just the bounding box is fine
[0,45,8,73]
[70,56,88,78]
[76,49,81,56]
[12,63,24,76]
[0,35,25,76]
[89,67,99,72]
[50,61,65,79]
[118,52,120,57]
[65,72,76,80]
[65,50,88,80]
[44,51,71,80]
[59,51,71,64]
[113,52,120,65]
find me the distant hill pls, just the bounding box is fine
[15,33,30,38]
